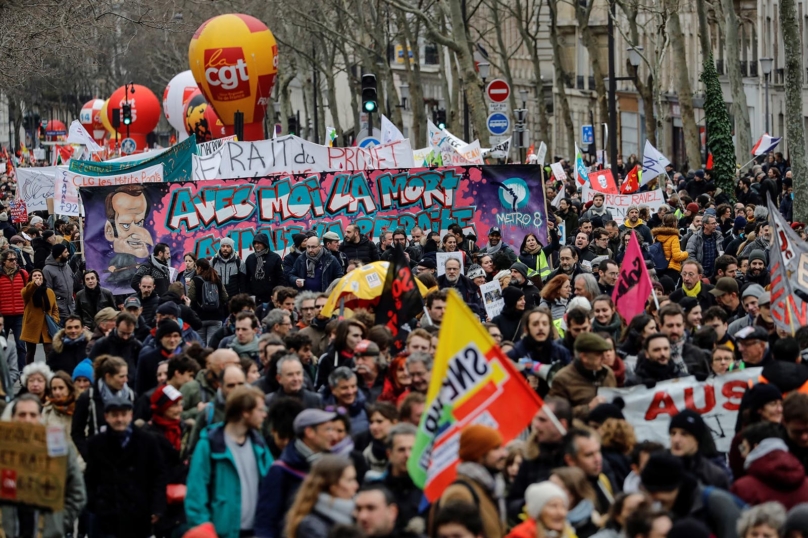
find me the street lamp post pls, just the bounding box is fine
[759,57,773,134]
[606,0,642,174]
[478,62,490,84]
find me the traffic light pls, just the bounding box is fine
[362,74,377,113]
[436,109,446,130]
[288,116,298,135]
[111,108,120,129]
[122,104,132,126]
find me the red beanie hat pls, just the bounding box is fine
[458,424,503,462]
[686,203,700,214]
[150,384,183,415]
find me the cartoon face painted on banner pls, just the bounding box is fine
[102,185,155,284]
[82,166,547,294]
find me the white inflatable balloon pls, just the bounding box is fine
[162,70,199,141]
[79,99,106,143]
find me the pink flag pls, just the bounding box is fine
[612,231,653,322]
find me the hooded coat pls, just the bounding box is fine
[339,235,380,264]
[43,254,75,320]
[492,288,526,342]
[652,227,690,272]
[730,439,808,509]
[47,328,93,374]
[291,248,344,292]
[130,255,171,296]
[211,249,245,298]
[245,233,285,303]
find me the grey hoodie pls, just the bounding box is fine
[43,254,75,319]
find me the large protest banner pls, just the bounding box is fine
[81,165,547,294]
[0,422,68,511]
[598,368,761,452]
[581,184,665,219]
[69,135,196,182]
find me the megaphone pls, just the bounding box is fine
[518,359,565,387]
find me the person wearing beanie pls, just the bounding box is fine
[508,261,541,309]
[619,205,653,245]
[141,383,189,535]
[727,283,765,337]
[435,424,507,538]
[785,504,808,538]
[506,481,570,538]
[548,333,617,420]
[211,236,246,299]
[72,357,95,391]
[479,226,518,264]
[640,451,741,538]
[728,382,784,477]
[730,422,808,509]
[587,402,624,428]
[42,239,75,322]
[135,318,185,396]
[668,409,730,489]
[492,287,526,342]
[667,518,711,538]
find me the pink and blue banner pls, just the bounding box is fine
[80,165,548,294]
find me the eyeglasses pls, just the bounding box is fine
[301,306,316,311]
[4,258,16,262]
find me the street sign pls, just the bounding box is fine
[358,136,381,148]
[487,113,510,135]
[486,79,511,103]
[489,135,510,145]
[582,124,594,145]
[488,102,508,113]
[120,138,136,155]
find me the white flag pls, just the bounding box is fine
[641,140,671,184]
[381,115,404,145]
[67,120,103,152]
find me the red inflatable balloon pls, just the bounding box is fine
[45,120,67,141]
[106,84,161,152]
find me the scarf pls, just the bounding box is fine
[21,245,34,256]
[486,241,503,254]
[568,499,595,528]
[254,249,267,280]
[150,254,170,278]
[313,493,355,526]
[524,244,542,255]
[151,414,183,451]
[61,333,87,346]
[592,314,622,339]
[295,438,326,463]
[683,280,701,297]
[97,379,133,406]
[47,394,76,416]
[306,247,325,278]
[330,435,355,457]
[455,462,506,523]
[589,205,608,216]
[182,268,196,280]
[669,341,688,373]
[32,282,51,311]
[229,336,260,359]
[3,265,15,277]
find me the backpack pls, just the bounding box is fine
[649,241,669,271]
[197,277,220,312]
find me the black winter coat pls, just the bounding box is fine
[47,329,93,375]
[130,258,171,296]
[340,236,380,264]
[85,426,167,538]
[71,381,136,460]
[89,330,143,389]
[507,442,566,520]
[245,249,285,303]
[32,237,51,270]
[75,286,116,329]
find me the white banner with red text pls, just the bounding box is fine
[582,184,666,219]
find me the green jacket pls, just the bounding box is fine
[185,424,273,538]
[180,369,218,421]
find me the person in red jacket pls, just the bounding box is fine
[731,421,808,509]
[0,249,28,370]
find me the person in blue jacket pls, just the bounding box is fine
[185,385,273,538]
[291,236,344,293]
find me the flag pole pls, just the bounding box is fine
[738,156,758,172]
[544,403,568,436]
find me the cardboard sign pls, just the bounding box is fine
[436,252,464,277]
[0,422,68,511]
[480,280,504,320]
[8,200,28,224]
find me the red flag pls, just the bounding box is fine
[706,152,714,169]
[612,231,653,322]
[590,168,619,194]
[620,165,641,194]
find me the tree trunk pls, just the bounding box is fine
[397,11,426,146]
[447,0,490,146]
[666,3,702,169]
[548,0,575,158]
[577,4,608,129]
[620,1,658,147]
[696,0,711,61]
[491,3,520,114]
[722,0,752,163]
[781,0,808,222]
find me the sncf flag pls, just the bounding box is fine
[752,134,782,156]
[612,231,653,322]
[590,168,619,194]
[407,291,543,501]
[620,165,642,194]
[575,145,589,186]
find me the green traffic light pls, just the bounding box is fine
[438,123,446,129]
[364,101,376,112]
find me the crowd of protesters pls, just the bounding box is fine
[2,152,808,538]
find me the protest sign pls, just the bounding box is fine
[215,136,415,178]
[69,135,195,182]
[550,162,567,181]
[0,422,68,511]
[54,170,81,216]
[81,165,548,294]
[408,291,542,501]
[480,280,504,320]
[68,163,164,188]
[436,252,464,277]
[581,184,665,219]
[451,141,484,165]
[16,167,59,212]
[8,200,28,224]
[598,368,761,452]
[197,135,238,157]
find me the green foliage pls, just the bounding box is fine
[700,53,736,202]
